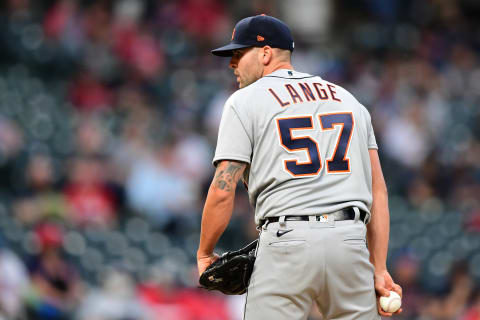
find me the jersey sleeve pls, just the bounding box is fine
[365,108,378,150]
[212,96,253,166]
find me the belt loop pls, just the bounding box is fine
[353,207,360,223]
[279,216,286,228]
[365,212,371,224]
[260,219,269,231]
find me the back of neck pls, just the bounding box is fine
[263,62,294,77]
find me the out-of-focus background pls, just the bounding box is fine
[0,0,479,319]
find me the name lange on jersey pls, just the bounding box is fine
[268,82,341,107]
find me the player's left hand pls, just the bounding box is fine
[197,253,220,276]
[374,269,403,317]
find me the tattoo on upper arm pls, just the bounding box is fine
[213,161,245,192]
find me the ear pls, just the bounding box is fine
[260,46,273,65]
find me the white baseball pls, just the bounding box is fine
[379,291,401,313]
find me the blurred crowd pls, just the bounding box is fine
[0,0,478,319]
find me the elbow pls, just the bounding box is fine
[207,185,235,206]
[375,185,388,199]
[372,181,388,201]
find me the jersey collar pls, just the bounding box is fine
[264,69,315,79]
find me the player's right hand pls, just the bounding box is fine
[374,270,403,317]
[197,252,220,276]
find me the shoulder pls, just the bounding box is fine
[225,86,254,107]
[225,81,265,113]
[221,89,254,124]
[323,80,370,111]
[323,79,357,101]
[320,79,374,124]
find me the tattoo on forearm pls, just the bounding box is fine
[213,162,244,192]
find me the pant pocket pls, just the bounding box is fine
[343,237,366,247]
[268,240,306,247]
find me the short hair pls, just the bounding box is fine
[273,48,291,62]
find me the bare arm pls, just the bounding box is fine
[367,149,403,317]
[197,160,247,275]
[367,148,389,271]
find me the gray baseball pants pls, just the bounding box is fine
[243,216,380,320]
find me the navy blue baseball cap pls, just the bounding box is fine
[212,14,294,57]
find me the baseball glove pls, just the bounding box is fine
[199,239,258,295]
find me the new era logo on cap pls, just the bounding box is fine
[211,14,294,57]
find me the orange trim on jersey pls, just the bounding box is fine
[319,112,354,173]
[298,83,316,101]
[269,88,290,107]
[276,116,322,177]
[326,84,341,102]
[285,84,303,103]
[313,83,329,100]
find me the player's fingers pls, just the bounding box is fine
[384,278,395,291]
[394,308,403,314]
[198,262,208,275]
[197,265,205,276]
[393,284,403,297]
[211,253,220,263]
[376,300,393,317]
[375,285,390,297]
[378,310,393,317]
[197,255,215,275]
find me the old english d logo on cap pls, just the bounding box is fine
[231,28,236,41]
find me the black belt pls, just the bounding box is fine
[261,207,368,225]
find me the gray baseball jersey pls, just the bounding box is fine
[213,69,378,225]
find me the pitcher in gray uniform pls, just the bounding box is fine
[197,14,403,320]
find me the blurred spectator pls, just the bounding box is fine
[178,0,228,40]
[25,222,82,320]
[14,153,67,225]
[113,23,165,81]
[77,268,149,320]
[83,2,112,44]
[75,115,109,156]
[392,253,423,319]
[462,289,480,320]
[0,118,24,193]
[137,266,231,320]
[172,132,212,186]
[110,96,155,179]
[0,237,29,320]
[466,208,480,233]
[421,263,473,319]
[382,103,431,168]
[126,141,197,231]
[63,155,118,227]
[69,68,113,111]
[43,0,85,57]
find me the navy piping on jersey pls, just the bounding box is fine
[263,75,316,80]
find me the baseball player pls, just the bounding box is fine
[197,14,403,319]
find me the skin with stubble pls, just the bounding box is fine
[229,47,292,88]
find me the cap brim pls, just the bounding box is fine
[211,43,252,57]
